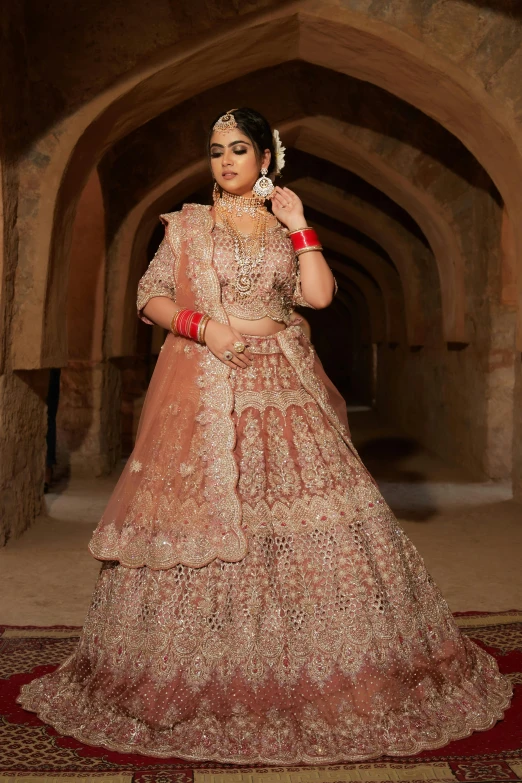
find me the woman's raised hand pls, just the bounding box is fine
[203,320,252,369]
[270,186,306,231]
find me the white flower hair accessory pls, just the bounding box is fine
[273,129,286,175]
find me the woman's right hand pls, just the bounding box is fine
[203,320,253,369]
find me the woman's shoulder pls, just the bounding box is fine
[159,203,211,228]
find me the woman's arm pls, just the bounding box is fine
[270,186,335,309]
[137,234,178,324]
[138,216,251,369]
[141,296,181,330]
[294,250,336,309]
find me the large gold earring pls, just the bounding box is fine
[212,181,221,202]
[253,167,275,199]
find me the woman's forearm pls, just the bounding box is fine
[298,251,336,309]
[141,297,182,331]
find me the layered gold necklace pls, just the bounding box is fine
[215,190,270,296]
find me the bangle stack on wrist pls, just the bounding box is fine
[170,309,211,344]
[288,227,323,257]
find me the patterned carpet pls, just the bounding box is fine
[0,611,521,783]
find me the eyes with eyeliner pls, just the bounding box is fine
[210,147,248,158]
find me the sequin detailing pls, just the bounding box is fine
[18,331,512,762]
[89,206,248,570]
[136,213,182,323]
[212,222,313,323]
[17,208,513,765]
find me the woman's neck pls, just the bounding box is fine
[216,188,267,218]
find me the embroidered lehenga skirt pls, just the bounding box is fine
[17,327,512,764]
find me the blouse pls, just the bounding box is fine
[137,214,335,325]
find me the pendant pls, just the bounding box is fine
[235,273,252,293]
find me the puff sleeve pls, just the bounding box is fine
[136,224,178,325]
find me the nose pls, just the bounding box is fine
[222,150,233,167]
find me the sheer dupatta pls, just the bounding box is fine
[88,204,353,571]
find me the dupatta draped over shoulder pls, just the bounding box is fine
[88,204,352,571]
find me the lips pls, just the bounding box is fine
[222,172,236,179]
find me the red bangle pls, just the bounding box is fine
[288,227,322,256]
[172,309,208,342]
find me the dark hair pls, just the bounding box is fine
[208,107,276,175]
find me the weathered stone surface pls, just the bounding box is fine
[513,362,522,503]
[0,371,47,545]
[56,361,121,478]
[2,0,522,545]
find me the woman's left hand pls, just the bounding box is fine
[270,186,307,231]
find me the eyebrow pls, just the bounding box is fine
[210,139,252,149]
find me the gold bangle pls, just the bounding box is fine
[198,314,211,344]
[197,315,204,343]
[295,244,323,256]
[202,315,211,343]
[170,312,179,334]
[287,226,309,236]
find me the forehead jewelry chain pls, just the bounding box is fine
[213,109,239,133]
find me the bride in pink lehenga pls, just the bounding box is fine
[18,107,512,764]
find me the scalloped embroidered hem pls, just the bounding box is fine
[16,671,512,764]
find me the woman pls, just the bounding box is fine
[18,108,511,764]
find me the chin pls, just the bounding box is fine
[221,181,253,197]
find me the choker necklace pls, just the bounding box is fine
[214,186,267,218]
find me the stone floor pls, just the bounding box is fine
[1,406,521,626]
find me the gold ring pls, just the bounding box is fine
[223,350,233,361]
[233,341,246,353]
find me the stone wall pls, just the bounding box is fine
[2,0,522,544]
[56,361,121,478]
[0,3,46,544]
[0,371,47,545]
[377,178,515,480]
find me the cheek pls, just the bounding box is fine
[241,154,260,177]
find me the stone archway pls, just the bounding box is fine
[329,264,385,344]
[11,2,522,372]
[4,0,522,545]
[57,170,121,479]
[109,151,512,483]
[312,229,405,345]
[106,110,473,358]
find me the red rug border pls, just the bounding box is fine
[1,610,520,773]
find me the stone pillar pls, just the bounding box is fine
[513,359,522,502]
[0,370,48,545]
[336,289,373,405]
[483,305,516,480]
[56,360,121,477]
[55,170,123,477]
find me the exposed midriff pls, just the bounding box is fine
[227,314,287,336]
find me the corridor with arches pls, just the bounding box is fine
[1,0,522,548]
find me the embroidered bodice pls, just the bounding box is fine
[137,208,316,326]
[211,221,302,324]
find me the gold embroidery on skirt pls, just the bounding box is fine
[234,388,313,416]
[19,325,513,764]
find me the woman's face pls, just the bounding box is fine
[210,129,270,197]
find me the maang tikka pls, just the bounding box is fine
[213,109,239,133]
[213,108,278,199]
